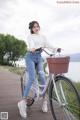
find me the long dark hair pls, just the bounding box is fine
[29,21,40,34]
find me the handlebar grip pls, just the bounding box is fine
[35,47,42,52]
[57,48,61,53]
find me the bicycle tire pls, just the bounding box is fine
[20,71,34,107]
[49,75,80,120]
[20,75,24,97]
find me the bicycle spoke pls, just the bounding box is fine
[49,76,80,120]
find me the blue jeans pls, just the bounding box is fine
[23,52,46,97]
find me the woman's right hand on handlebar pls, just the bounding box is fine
[57,48,62,53]
[30,48,36,52]
[29,47,62,54]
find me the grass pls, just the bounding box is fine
[74,82,80,91]
[0,65,25,75]
[9,66,25,75]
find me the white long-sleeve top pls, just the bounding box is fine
[27,34,56,51]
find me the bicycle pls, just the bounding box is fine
[20,48,80,120]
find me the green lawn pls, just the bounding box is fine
[0,65,25,75]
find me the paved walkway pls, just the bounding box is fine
[0,69,53,120]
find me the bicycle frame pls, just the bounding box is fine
[30,69,68,108]
[22,48,69,105]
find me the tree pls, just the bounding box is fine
[0,34,27,65]
[11,39,27,62]
[0,34,6,64]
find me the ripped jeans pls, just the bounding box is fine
[23,52,46,97]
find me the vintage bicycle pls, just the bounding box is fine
[20,48,80,120]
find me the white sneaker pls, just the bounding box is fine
[42,100,48,113]
[18,100,27,118]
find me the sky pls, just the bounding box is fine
[0,0,80,54]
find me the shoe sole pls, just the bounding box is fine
[42,109,48,113]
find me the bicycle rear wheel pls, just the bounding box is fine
[49,75,80,120]
[20,70,34,107]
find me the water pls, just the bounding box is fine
[65,62,80,82]
[46,61,80,83]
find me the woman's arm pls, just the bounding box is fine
[43,36,58,52]
[27,35,36,52]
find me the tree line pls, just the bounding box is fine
[0,34,27,65]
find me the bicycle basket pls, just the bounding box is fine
[47,56,70,74]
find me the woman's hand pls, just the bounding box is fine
[57,48,61,53]
[42,46,62,53]
[30,48,35,52]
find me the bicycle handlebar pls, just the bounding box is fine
[35,47,62,56]
[35,47,42,52]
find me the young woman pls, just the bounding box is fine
[18,21,60,118]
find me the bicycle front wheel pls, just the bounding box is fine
[49,75,80,120]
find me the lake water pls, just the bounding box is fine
[46,62,80,82]
[65,62,80,82]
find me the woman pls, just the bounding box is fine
[18,21,60,118]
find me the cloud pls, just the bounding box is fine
[0,0,80,53]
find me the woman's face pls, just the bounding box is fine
[32,23,40,34]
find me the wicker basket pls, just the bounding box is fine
[47,56,70,74]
